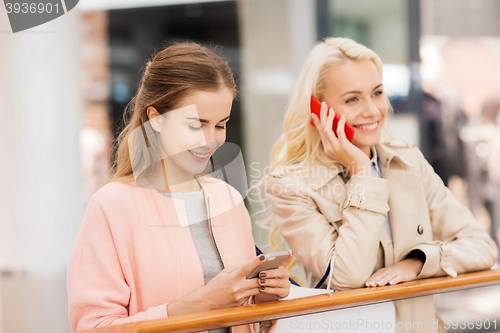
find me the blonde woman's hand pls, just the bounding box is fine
[311,101,371,176]
[255,249,294,303]
[167,255,266,316]
[364,258,424,287]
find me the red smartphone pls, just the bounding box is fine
[310,96,355,143]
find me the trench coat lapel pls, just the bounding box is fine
[376,143,422,261]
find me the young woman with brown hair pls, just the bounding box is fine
[67,42,292,332]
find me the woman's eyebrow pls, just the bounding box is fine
[185,116,230,123]
[340,84,383,97]
[186,117,207,123]
[340,90,361,97]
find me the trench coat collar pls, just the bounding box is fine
[304,141,414,190]
[375,141,415,169]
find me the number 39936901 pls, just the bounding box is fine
[444,319,496,330]
[5,2,61,14]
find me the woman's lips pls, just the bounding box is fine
[188,150,210,162]
[352,121,379,132]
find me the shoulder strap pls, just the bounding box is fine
[314,265,330,288]
[315,255,335,291]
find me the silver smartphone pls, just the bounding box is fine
[246,251,290,279]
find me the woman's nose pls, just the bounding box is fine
[201,127,216,149]
[363,99,380,117]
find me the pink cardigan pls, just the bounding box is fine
[67,177,260,332]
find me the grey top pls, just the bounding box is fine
[161,190,228,333]
[370,146,393,241]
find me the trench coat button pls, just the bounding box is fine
[417,225,424,234]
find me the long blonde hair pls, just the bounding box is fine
[252,38,394,283]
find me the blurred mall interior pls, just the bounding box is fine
[1,0,500,332]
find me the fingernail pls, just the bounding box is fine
[259,272,267,278]
[260,286,265,291]
[260,279,265,284]
[322,102,326,106]
[290,249,293,256]
[259,254,266,261]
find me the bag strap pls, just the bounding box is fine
[314,265,330,288]
[255,247,300,286]
[326,255,334,292]
[314,255,335,291]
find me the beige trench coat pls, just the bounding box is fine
[265,141,498,332]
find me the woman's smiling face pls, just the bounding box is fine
[151,87,233,178]
[320,59,388,154]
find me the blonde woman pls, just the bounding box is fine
[264,38,498,332]
[67,43,292,332]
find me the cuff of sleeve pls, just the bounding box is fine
[106,302,169,327]
[344,175,390,216]
[149,302,169,319]
[402,243,457,279]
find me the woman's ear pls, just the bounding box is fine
[147,106,162,132]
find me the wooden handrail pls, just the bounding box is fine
[78,268,500,333]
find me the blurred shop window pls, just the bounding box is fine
[421,36,500,244]
[110,43,138,107]
[334,18,369,46]
[329,0,409,73]
[382,64,411,98]
[80,11,112,205]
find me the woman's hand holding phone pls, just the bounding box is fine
[166,250,293,316]
[254,249,293,303]
[311,101,371,176]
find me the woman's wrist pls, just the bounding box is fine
[166,289,212,316]
[405,257,424,276]
[405,250,425,276]
[350,162,371,176]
